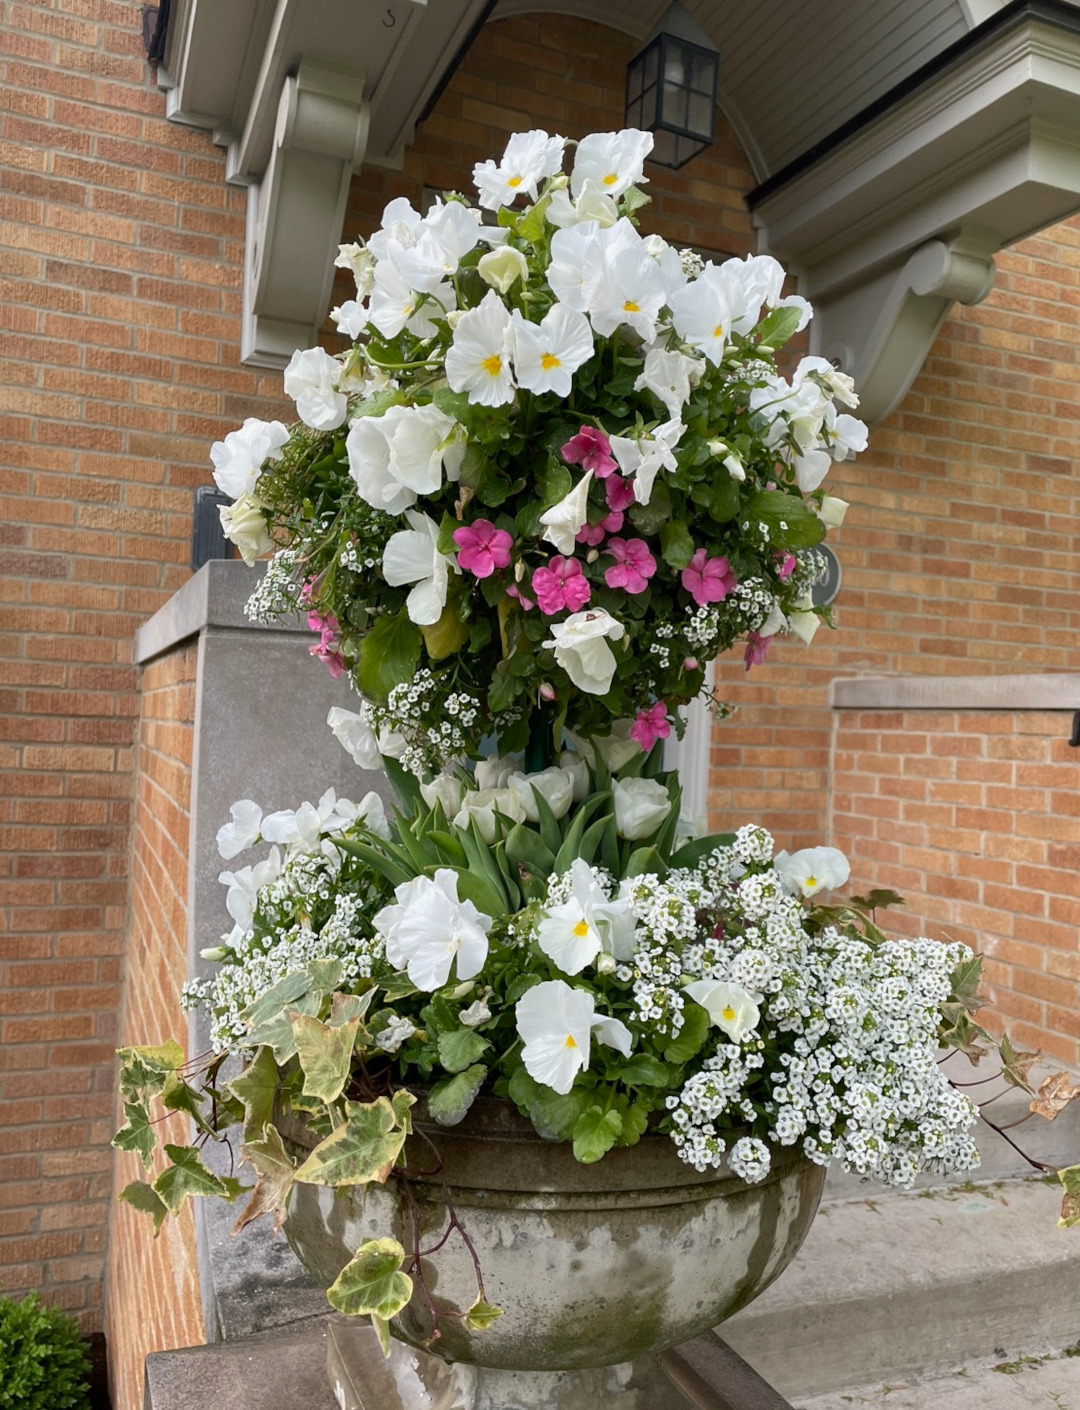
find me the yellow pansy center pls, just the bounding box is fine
[482,354,502,377]
[722,1005,736,1023]
[713,324,724,339]
[541,352,561,370]
[623,299,640,313]
[572,920,590,938]
[564,1033,578,1048]
[805,876,818,890]
[603,172,618,186]
[508,174,523,188]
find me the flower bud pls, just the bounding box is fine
[683,656,699,672]
[538,682,556,702]
[817,495,849,528]
[596,953,617,975]
[478,245,529,294]
[200,946,227,962]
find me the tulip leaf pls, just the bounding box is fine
[427,1064,487,1126]
[662,1004,711,1066]
[294,1096,412,1186]
[437,1027,490,1074]
[669,832,737,870]
[356,609,422,704]
[118,1180,169,1236]
[327,1237,413,1321]
[572,1105,622,1164]
[154,1145,245,1215]
[293,1013,360,1104]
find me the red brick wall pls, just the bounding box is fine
[105,644,203,1410]
[832,709,1080,1069]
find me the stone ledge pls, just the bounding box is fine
[143,1319,338,1410]
[830,673,1080,711]
[135,561,308,665]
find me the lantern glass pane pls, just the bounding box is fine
[627,57,643,102]
[643,42,659,91]
[691,50,716,93]
[662,81,689,131]
[649,129,679,167]
[687,90,712,139]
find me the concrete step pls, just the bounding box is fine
[143,1318,339,1410]
[721,1175,1076,1401]
[795,1345,1080,1409]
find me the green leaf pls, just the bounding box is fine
[504,822,556,880]
[116,1039,185,1101]
[437,1027,491,1074]
[659,521,695,570]
[754,304,803,349]
[233,1125,296,1235]
[154,1145,244,1215]
[1059,1164,1080,1229]
[706,473,741,524]
[572,1105,622,1164]
[228,1045,282,1142]
[623,845,665,879]
[427,1064,487,1126]
[118,1180,169,1236]
[463,1296,504,1331]
[356,609,422,704]
[621,185,651,215]
[744,490,825,551]
[849,888,907,913]
[663,1004,711,1066]
[246,990,321,1062]
[528,1086,591,1142]
[381,974,420,1003]
[326,1237,413,1320]
[112,1099,157,1170]
[239,972,313,1033]
[440,863,505,921]
[515,195,551,244]
[619,1054,670,1087]
[428,829,469,866]
[292,1013,360,1104]
[616,1101,650,1148]
[294,1096,411,1186]
[669,832,736,870]
[507,1066,541,1111]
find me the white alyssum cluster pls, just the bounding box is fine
[245,548,303,624]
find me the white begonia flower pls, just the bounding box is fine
[817,495,849,528]
[459,998,491,1028]
[382,510,458,627]
[218,847,282,931]
[375,1015,417,1054]
[515,979,633,1095]
[420,772,466,818]
[612,776,672,841]
[347,403,465,516]
[547,178,619,229]
[209,418,289,500]
[283,347,348,431]
[558,750,591,802]
[610,418,685,506]
[543,608,625,695]
[373,868,493,991]
[330,300,368,340]
[453,785,526,844]
[570,128,652,199]
[477,244,529,294]
[507,766,575,823]
[511,304,595,398]
[335,242,377,300]
[219,495,273,566]
[473,128,566,210]
[683,979,762,1043]
[539,469,593,555]
[633,348,701,422]
[474,754,518,791]
[444,290,516,407]
[668,263,734,365]
[774,846,850,899]
[537,858,638,975]
[216,800,263,861]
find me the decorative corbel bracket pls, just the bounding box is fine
[242,59,370,367]
[816,228,998,425]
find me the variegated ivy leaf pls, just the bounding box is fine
[292,1012,360,1105]
[112,1099,157,1170]
[247,991,321,1062]
[294,1095,412,1187]
[118,1180,169,1236]
[1030,1071,1080,1122]
[999,1033,1040,1095]
[1058,1164,1080,1229]
[228,1044,280,1143]
[233,1125,296,1235]
[116,1039,185,1101]
[326,1238,413,1323]
[153,1144,246,1215]
[329,989,376,1027]
[462,1295,503,1332]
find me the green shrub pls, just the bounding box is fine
[0,1292,92,1410]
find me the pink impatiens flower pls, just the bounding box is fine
[681,548,736,607]
[630,700,671,752]
[452,519,513,578]
[506,581,535,611]
[562,425,618,479]
[531,556,591,615]
[603,538,656,594]
[777,552,797,582]
[577,509,623,547]
[306,610,345,678]
[604,475,635,513]
[744,631,771,672]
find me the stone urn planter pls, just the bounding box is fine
[283,1096,824,1409]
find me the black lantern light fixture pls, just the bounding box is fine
[625,2,720,170]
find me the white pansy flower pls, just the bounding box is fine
[774,846,850,899]
[507,766,575,823]
[515,980,633,1095]
[453,785,526,844]
[824,404,869,462]
[209,418,289,500]
[474,754,518,791]
[793,447,831,494]
[335,242,376,300]
[634,348,701,422]
[444,290,516,407]
[612,776,672,840]
[547,178,619,229]
[375,1015,417,1053]
[330,300,368,340]
[283,347,348,431]
[368,257,454,340]
[610,418,684,506]
[473,128,566,210]
[478,244,529,294]
[543,608,625,695]
[393,200,481,292]
[374,869,492,991]
[585,221,669,342]
[216,800,263,861]
[367,197,423,259]
[668,263,733,365]
[547,221,600,312]
[218,848,282,931]
[459,998,491,1028]
[261,788,368,850]
[347,404,465,515]
[382,510,458,627]
[511,304,594,398]
[797,355,860,409]
[537,858,637,974]
[683,979,762,1042]
[570,128,652,199]
[420,772,466,818]
[353,790,391,841]
[539,469,593,554]
[817,495,849,528]
[219,495,273,566]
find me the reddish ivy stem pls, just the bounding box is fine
[975,1108,1056,1172]
[397,1169,442,1344]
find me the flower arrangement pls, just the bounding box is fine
[115,127,1079,1355]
